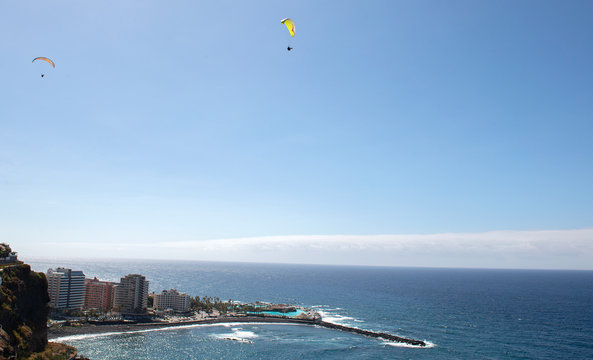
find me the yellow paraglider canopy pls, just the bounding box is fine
[32,57,55,68]
[281,18,295,37]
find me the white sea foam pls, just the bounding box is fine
[54,332,131,342]
[53,322,299,343]
[384,340,436,349]
[212,328,258,343]
[53,324,223,342]
[314,305,431,349]
[316,309,357,325]
[54,319,433,350]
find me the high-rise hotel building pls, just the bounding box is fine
[47,267,86,310]
[85,277,116,312]
[113,274,149,314]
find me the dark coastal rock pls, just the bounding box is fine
[318,321,426,346]
[0,264,50,359]
[0,329,14,359]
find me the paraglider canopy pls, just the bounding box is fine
[281,18,295,37]
[32,57,55,68]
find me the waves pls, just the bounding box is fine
[313,304,433,349]
[312,305,363,326]
[54,304,433,352]
[212,327,257,343]
[53,323,254,342]
[384,340,436,349]
[52,322,300,343]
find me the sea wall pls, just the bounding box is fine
[317,321,426,346]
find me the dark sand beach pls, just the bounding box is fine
[48,316,317,339]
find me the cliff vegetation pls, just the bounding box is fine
[0,264,49,359]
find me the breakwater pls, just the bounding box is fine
[50,316,426,347]
[317,321,426,346]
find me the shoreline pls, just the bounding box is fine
[48,316,318,340]
[48,316,427,347]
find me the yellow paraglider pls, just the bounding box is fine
[281,18,295,37]
[32,57,55,68]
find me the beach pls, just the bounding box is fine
[48,316,318,340]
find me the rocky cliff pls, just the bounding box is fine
[0,264,50,359]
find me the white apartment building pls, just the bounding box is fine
[47,267,86,310]
[113,274,149,314]
[153,289,191,312]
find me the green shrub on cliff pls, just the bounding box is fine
[25,342,78,360]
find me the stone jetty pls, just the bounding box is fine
[317,321,426,346]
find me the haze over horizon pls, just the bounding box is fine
[2,1,592,270]
[15,228,593,271]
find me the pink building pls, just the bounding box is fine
[85,277,116,312]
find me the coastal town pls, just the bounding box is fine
[45,267,320,326]
[43,263,426,347]
[0,243,426,359]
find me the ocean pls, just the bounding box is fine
[27,258,593,359]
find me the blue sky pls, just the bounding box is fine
[1,1,592,268]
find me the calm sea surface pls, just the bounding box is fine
[26,258,593,359]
